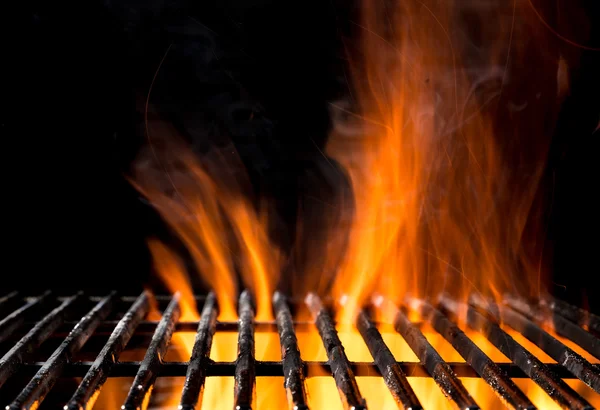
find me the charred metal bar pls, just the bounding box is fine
[305,293,367,410]
[0,291,51,343]
[541,297,600,335]
[14,319,308,337]
[356,309,422,410]
[273,292,309,410]
[380,297,479,410]
[12,359,590,378]
[7,292,115,410]
[235,290,256,410]
[0,292,81,389]
[406,298,534,410]
[471,297,600,393]
[505,295,600,361]
[122,293,181,410]
[179,292,218,410]
[440,296,593,410]
[66,291,150,410]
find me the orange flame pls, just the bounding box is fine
[132,124,279,321]
[148,239,198,321]
[122,0,593,408]
[131,122,283,407]
[321,0,563,322]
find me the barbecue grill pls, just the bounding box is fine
[0,291,598,409]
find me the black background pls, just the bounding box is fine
[5,0,599,312]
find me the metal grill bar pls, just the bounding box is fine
[7,360,593,378]
[234,290,256,410]
[440,296,593,410]
[273,291,309,410]
[7,292,115,410]
[0,292,598,409]
[406,297,535,410]
[305,293,367,410]
[356,309,423,410]
[122,293,181,410]
[506,295,600,361]
[66,291,149,410]
[471,296,600,393]
[543,297,600,335]
[381,297,480,410]
[179,292,218,410]
[13,320,284,336]
[0,291,51,343]
[0,292,81,389]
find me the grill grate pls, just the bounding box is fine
[0,291,598,409]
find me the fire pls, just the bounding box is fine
[325,0,559,321]
[147,239,198,322]
[115,0,593,407]
[132,125,279,321]
[131,130,284,408]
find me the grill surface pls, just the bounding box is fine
[0,291,598,409]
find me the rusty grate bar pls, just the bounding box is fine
[0,291,598,409]
[235,290,256,410]
[305,293,367,410]
[0,291,51,343]
[507,295,600,361]
[471,296,600,393]
[380,297,480,410]
[5,360,592,378]
[406,297,535,410]
[66,291,149,410]
[440,295,593,409]
[0,292,81,389]
[506,295,600,360]
[122,293,181,409]
[179,292,218,410]
[273,291,309,410]
[543,297,600,335]
[7,292,115,410]
[356,308,423,409]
